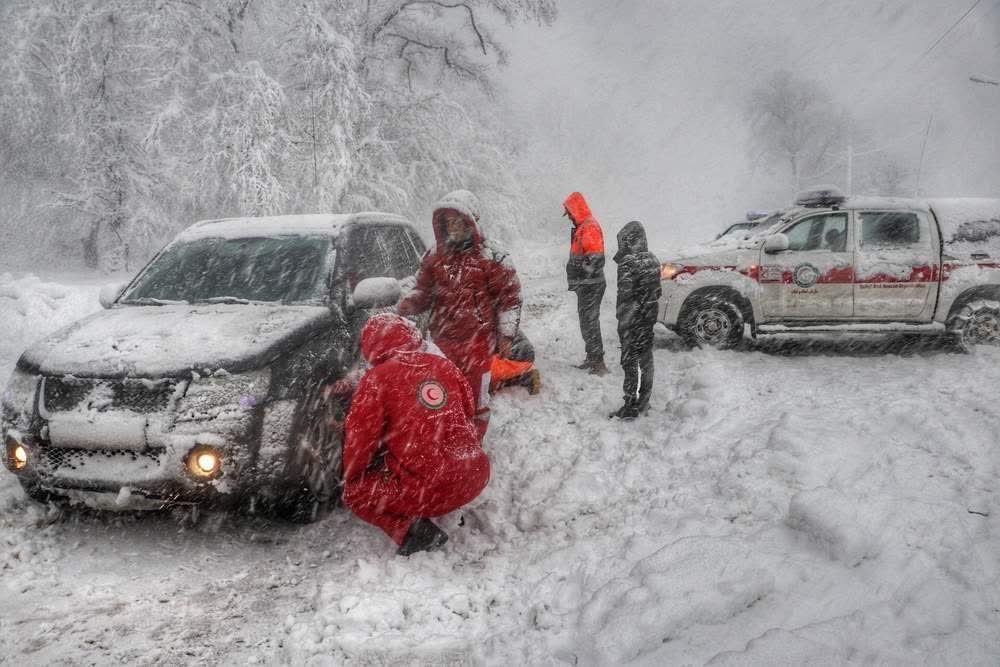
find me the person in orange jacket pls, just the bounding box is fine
[342,314,491,556]
[489,330,541,395]
[564,192,608,375]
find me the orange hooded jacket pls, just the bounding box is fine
[564,191,606,290]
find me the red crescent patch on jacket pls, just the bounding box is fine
[417,380,448,410]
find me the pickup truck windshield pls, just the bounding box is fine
[746,209,791,240]
[122,235,332,305]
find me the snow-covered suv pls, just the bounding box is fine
[658,189,1000,349]
[1,213,425,520]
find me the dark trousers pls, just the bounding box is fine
[621,333,654,409]
[575,283,605,362]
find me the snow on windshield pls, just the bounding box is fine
[122,236,333,305]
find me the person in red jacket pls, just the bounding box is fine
[399,190,522,440]
[564,192,608,375]
[342,313,491,556]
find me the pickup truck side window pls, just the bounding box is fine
[784,213,848,252]
[859,212,922,248]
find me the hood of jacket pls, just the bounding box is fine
[614,220,649,262]
[361,313,424,366]
[432,189,484,251]
[564,192,594,227]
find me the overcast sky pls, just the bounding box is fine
[500,0,1000,250]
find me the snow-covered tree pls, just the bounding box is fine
[746,70,848,194]
[0,0,557,268]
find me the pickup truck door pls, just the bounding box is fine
[853,210,937,320]
[759,211,854,320]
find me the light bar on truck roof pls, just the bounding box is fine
[794,187,846,209]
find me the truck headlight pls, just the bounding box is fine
[660,263,682,281]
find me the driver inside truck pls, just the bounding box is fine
[824,227,846,252]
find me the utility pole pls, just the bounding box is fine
[845,144,853,196]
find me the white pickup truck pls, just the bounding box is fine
[658,189,1000,349]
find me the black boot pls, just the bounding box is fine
[588,359,609,376]
[397,518,449,556]
[609,398,639,420]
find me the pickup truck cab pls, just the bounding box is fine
[658,188,1000,349]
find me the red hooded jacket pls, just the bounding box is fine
[399,190,522,355]
[342,314,490,505]
[564,191,606,290]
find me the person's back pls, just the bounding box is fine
[611,221,662,419]
[359,349,489,493]
[343,314,491,555]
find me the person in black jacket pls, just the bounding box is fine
[610,221,662,420]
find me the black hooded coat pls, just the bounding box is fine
[613,221,662,349]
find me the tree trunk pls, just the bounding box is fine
[83,219,101,269]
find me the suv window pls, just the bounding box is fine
[784,213,848,252]
[343,226,393,287]
[859,212,921,248]
[380,226,420,278]
[341,224,423,290]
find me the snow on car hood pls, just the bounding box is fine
[18,304,334,378]
[666,243,761,268]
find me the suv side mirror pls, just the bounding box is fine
[352,277,401,309]
[99,282,127,309]
[763,234,790,254]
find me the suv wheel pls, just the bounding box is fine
[678,295,744,349]
[277,383,349,523]
[947,299,1000,351]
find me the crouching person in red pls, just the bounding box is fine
[343,313,491,556]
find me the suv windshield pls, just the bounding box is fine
[122,235,333,305]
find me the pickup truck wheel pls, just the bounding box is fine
[948,299,1000,351]
[277,384,349,523]
[678,296,744,349]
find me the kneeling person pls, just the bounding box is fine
[490,330,541,395]
[343,314,491,555]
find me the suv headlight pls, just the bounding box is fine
[175,369,270,422]
[2,369,39,419]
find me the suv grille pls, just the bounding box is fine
[42,447,163,471]
[42,377,175,413]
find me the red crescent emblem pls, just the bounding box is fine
[418,380,448,410]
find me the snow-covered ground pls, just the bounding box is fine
[2,249,999,665]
